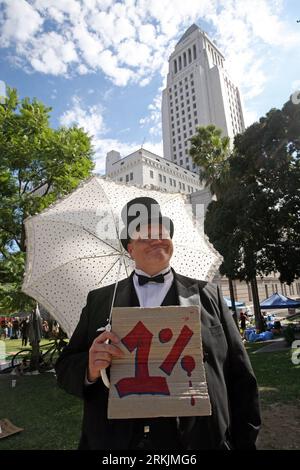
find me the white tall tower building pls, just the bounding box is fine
[162,24,245,171]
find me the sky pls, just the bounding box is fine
[0,0,299,173]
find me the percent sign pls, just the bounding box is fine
[115,321,196,406]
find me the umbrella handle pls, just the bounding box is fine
[100,338,110,388]
[101,369,110,388]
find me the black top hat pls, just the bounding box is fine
[120,197,174,251]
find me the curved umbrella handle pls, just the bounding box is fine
[101,369,110,388]
[101,338,110,388]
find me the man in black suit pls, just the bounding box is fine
[55,197,261,450]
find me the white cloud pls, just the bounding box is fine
[24,32,78,75]
[0,0,43,46]
[140,90,163,137]
[58,94,163,175]
[1,0,299,118]
[60,96,107,138]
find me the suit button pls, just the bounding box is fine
[203,351,209,362]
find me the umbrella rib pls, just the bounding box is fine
[27,252,131,286]
[96,255,122,287]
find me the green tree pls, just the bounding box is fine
[189,124,237,320]
[204,98,300,331]
[189,124,231,198]
[0,87,94,317]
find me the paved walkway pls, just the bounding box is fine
[252,337,290,354]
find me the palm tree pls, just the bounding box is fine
[189,124,231,199]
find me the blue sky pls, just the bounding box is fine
[0,0,300,173]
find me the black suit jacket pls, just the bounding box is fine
[55,271,261,450]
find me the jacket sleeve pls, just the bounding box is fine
[216,285,261,449]
[55,292,99,399]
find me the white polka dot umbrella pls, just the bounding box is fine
[22,176,222,338]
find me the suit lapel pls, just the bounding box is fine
[174,271,201,307]
[113,273,134,307]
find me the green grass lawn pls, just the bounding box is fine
[0,373,82,450]
[2,339,56,360]
[0,341,299,450]
[246,342,300,404]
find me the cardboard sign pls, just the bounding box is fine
[108,306,211,419]
[0,419,24,439]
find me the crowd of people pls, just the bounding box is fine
[0,317,61,342]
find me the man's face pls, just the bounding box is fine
[127,223,173,274]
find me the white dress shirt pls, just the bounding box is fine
[133,266,174,307]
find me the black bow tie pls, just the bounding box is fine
[135,270,171,286]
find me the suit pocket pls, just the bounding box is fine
[209,324,225,336]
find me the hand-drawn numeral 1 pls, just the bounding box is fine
[115,321,170,398]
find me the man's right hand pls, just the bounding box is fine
[88,331,124,382]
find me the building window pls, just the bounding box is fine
[173,179,176,186]
[193,103,197,109]
[182,183,185,190]
[265,285,269,298]
[119,177,123,181]
[169,178,173,186]
[174,60,177,73]
[188,48,192,63]
[126,174,129,182]
[130,172,133,180]
[193,44,197,59]
[183,52,187,67]
[163,175,166,183]
[179,181,182,189]
[178,55,182,70]
[247,283,252,301]
[180,160,183,165]
[159,174,162,182]
[191,80,194,86]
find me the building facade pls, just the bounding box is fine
[162,24,245,170]
[105,147,205,195]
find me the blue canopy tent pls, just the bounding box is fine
[260,293,300,309]
[223,297,246,309]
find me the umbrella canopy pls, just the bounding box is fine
[260,292,300,309]
[22,176,222,337]
[223,297,246,309]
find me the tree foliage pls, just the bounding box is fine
[189,124,231,198]
[205,98,300,286]
[0,87,94,313]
